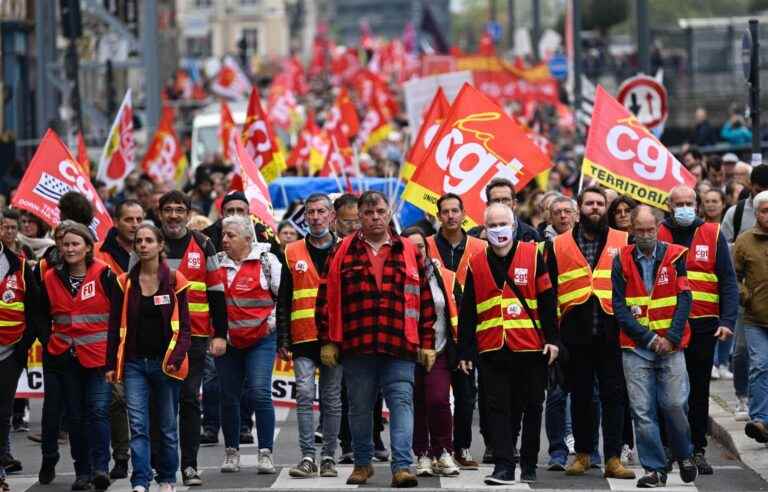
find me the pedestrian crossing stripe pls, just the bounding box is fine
[607,467,697,491]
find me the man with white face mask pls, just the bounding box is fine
[457,203,559,485]
[657,185,738,475]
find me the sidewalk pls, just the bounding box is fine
[708,378,768,482]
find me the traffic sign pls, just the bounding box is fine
[486,21,502,42]
[617,74,668,134]
[548,54,568,81]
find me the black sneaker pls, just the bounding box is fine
[200,429,219,446]
[109,459,128,480]
[678,458,698,483]
[520,466,536,483]
[12,418,29,432]
[374,443,389,462]
[0,455,22,474]
[338,452,353,464]
[636,470,667,488]
[239,430,254,445]
[39,460,56,485]
[482,447,495,464]
[484,466,516,485]
[288,457,318,478]
[314,431,324,444]
[92,471,110,491]
[692,452,713,475]
[71,476,92,491]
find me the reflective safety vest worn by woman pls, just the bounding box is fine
[617,243,692,349]
[225,256,275,349]
[45,261,111,368]
[469,241,545,353]
[0,260,27,347]
[426,234,486,288]
[657,222,720,319]
[552,227,628,316]
[285,240,324,345]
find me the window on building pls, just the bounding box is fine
[185,35,212,58]
[193,0,212,7]
[242,28,259,55]
[240,0,259,5]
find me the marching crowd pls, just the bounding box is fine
[0,151,767,491]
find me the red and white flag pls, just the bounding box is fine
[97,89,135,192]
[141,105,188,186]
[13,129,113,240]
[232,135,276,231]
[242,88,286,182]
[211,56,252,100]
[75,130,90,177]
[219,100,239,164]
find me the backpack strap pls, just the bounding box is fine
[733,198,746,239]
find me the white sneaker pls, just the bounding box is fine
[735,397,750,422]
[711,366,720,380]
[620,444,635,465]
[416,454,434,476]
[158,483,175,492]
[719,366,734,380]
[565,434,576,455]
[433,449,460,476]
[221,447,240,473]
[257,448,276,474]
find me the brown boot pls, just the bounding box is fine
[391,469,418,488]
[565,453,591,476]
[346,464,374,485]
[603,456,636,479]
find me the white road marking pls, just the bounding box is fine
[270,466,358,488]
[440,465,531,489]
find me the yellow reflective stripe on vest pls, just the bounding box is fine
[0,320,22,326]
[688,271,718,282]
[0,301,24,311]
[502,319,536,329]
[625,296,648,306]
[558,286,591,305]
[593,289,612,299]
[692,291,719,303]
[649,296,677,309]
[291,308,315,321]
[477,295,503,314]
[649,319,672,330]
[477,317,503,331]
[293,288,318,300]
[450,315,459,327]
[188,281,206,291]
[500,297,538,310]
[558,266,590,284]
[188,302,209,313]
[592,269,612,279]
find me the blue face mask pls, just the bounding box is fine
[674,206,696,227]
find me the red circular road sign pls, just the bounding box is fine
[617,75,669,132]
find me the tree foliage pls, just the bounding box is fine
[582,0,629,34]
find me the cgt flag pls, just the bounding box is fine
[12,129,113,240]
[220,100,239,165]
[242,88,286,183]
[402,83,552,227]
[582,85,696,210]
[232,135,276,231]
[76,130,90,177]
[97,89,135,192]
[141,105,188,186]
[401,87,450,181]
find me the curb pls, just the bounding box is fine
[708,396,768,483]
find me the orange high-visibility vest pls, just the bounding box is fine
[552,228,627,316]
[436,263,459,342]
[45,261,110,368]
[426,234,486,288]
[618,243,691,350]
[469,241,544,353]
[114,271,190,381]
[94,242,125,275]
[0,261,26,346]
[285,240,324,345]
[657,222,720,319]
[177,237,212,337]
[225,258,275,349]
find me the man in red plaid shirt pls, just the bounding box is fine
[316,191,437,488]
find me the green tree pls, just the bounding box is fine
[583,0,629,35]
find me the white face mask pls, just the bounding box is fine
[486,225,515,247]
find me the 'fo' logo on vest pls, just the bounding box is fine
[81,281,96,301]
[695,245,709,261]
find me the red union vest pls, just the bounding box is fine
[177,237,212,337]
[285,240,323,344]
[225,258,275,349]
[470,241,544,353]
[45,261,110,368]
[657,222,720,319]
[114,271,190,382]
[552,227,627,317]
[94,241,125,275]
[618,243,692,350]
[0,261,26,346]
[327,234,421,345]
[426,234,487,288]
[436,263,459,342]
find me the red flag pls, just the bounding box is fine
[325,87,360,138]
[267,82,298,131]
[355,97,391,151]
[232,135,276,231]
[287,111,320,171]
[219,100,238,164]
[76,130,90,177]
[97,89,135,191]
[12,130,113,240]
[402,83,552,227]
[141,105,188,185]
[401,87,450,181]
[242,88,286,182]
[211,56,252,100]
[582,86,696,210]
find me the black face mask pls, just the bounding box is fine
[579,211,607,235]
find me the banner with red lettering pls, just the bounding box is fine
[13,130,114,240]
[141,105,188,186]
[582,85,696,210]
[96,89,135,192]
[402,83,552,227]
[242,88,286,183]
[401,87,450,181]
[232,135,276,231]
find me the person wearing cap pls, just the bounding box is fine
[722,153,740,183]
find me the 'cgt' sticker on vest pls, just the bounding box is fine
[695,245,709,261]
[608,247,620,258]
[188,252,202,269]
[295,260,308,273]
[81,281,96,301]
[234,278,256,291]
[657,267,669,285]
[506,303,522,317]
[513,268,528,285]
[2,290,14,303]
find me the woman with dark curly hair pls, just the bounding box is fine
[607,196,637,232]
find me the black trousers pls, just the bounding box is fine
[0,356,22,461]
[451,368,477,451]
[479,352,547,470]
[41,352,68,465]
[564,334,626,462]
[339,379,384,453]
[684,319,718,453]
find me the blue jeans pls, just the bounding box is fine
[713,336,734,368]
[744,324,768,423]
[124,359,181,488]
[294,356,343,459]
[214,332,276,450]
[734,308,750,398]
[545,386,601,465]
[343,355,415,473]
[202,354,255,434]
[623,350,692,472]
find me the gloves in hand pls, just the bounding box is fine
[418,349,437,372]
[320,343,340,367]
